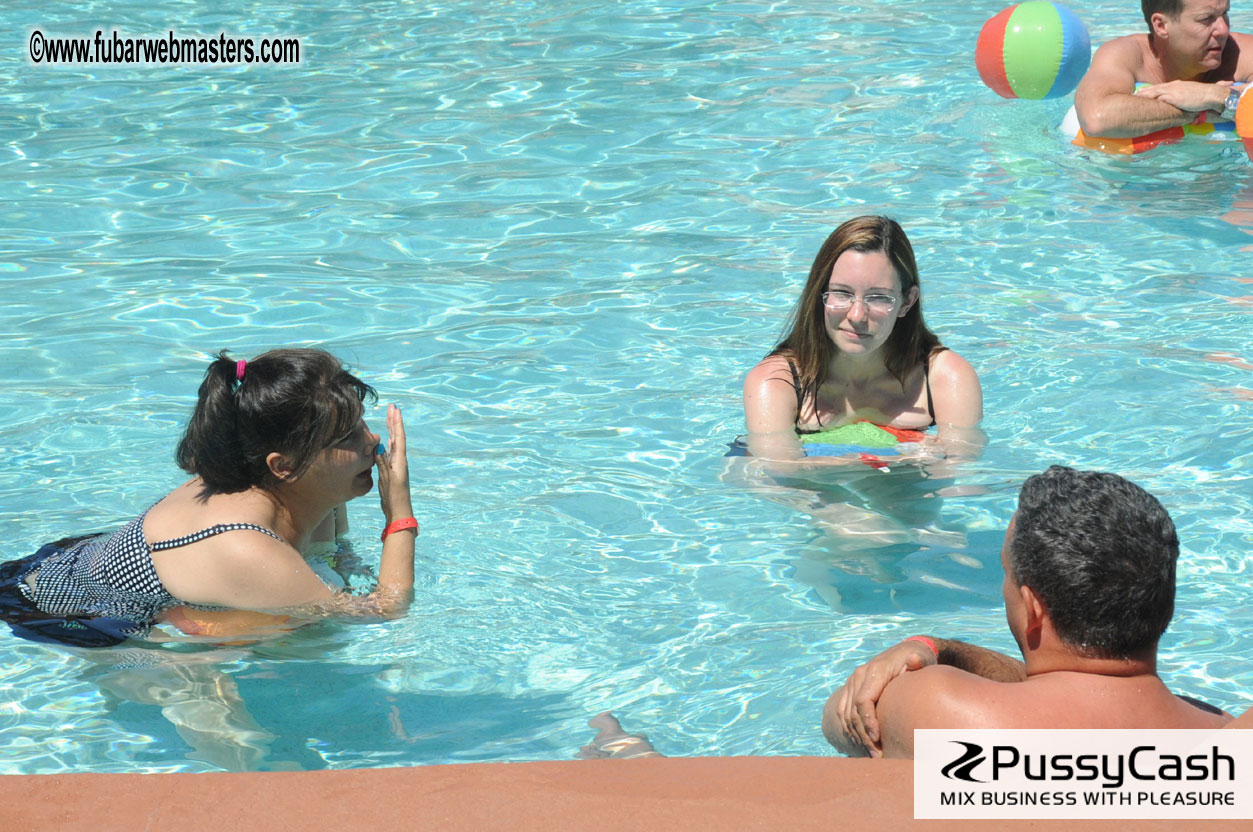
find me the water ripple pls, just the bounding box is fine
[1,0,1250,772]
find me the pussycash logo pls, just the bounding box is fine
[941,742,987,782]
[939,741,1235,789]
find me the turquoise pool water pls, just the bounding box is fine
[2,0,1251,771]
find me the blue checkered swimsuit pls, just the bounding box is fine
[0,510,283,647]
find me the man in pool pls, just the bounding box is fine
[822,466,1232,759]
[1073,0,1253,138]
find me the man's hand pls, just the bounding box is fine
[1135,80,1232,116]
[823,639,937,757]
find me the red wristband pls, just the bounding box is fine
[903,635,939,657]
[381,516,418,541]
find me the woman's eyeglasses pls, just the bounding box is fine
[822,290,898,315]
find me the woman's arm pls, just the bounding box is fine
[742,355,805,462]
[162,606,296,641]
[928,350,982,428]
[928,350,986,460]
[370,403,415,609]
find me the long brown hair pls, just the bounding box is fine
[769,216,943,425]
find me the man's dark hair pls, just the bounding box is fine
[1142,0,1184,28]
[1009,466,1178,659]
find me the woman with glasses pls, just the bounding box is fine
[742,216,983,462]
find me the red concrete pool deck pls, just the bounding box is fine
[3,756,1248,832]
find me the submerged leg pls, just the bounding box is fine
[94,656,279,771]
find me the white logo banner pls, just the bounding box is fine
[915,729,1253,819]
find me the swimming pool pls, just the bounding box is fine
[1,0,1250,772]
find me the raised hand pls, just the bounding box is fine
[375,403,412,523]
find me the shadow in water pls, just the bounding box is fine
[788,528,1005,615]
[724,454,1004,615]
[78,644,572,771]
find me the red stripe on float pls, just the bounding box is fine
[1131,126,1186,153]
[1073,125,1187,155]
[975,6,1017,99]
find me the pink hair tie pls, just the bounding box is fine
[235,359,247,381]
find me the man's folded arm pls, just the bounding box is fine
[934,638,1026,682]
[875,665,1002,759]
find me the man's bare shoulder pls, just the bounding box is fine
[879,666,1232,752]
[876,665,1018,756]
[1228,708,1253,729]
[1095,34,1150,64]
[1088,34,1153,83]
[1074,35,1150,131]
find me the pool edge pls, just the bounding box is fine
[2,756,1246,831]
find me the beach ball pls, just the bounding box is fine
[976,1,1091,99]
[1237,86,1253,161]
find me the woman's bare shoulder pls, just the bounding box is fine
[744,353,793,389]
[929,348,977,379]
[744,353,802,434]
[927,349,983,428]
[146,481,283,537]
[158,530,323,611]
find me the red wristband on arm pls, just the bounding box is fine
[903,635,938,657]
[381,517,418,541]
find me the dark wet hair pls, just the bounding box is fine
[769,216,943,426]
[1142,0,1184,28]
[1010,466,1178,659]
[176,348,377,497]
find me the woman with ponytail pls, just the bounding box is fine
[0,348,415,647]
[742,216,984,462]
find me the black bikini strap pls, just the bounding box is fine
[150,523,285,551]
[924,357,936,425]
[787,358,804,416]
